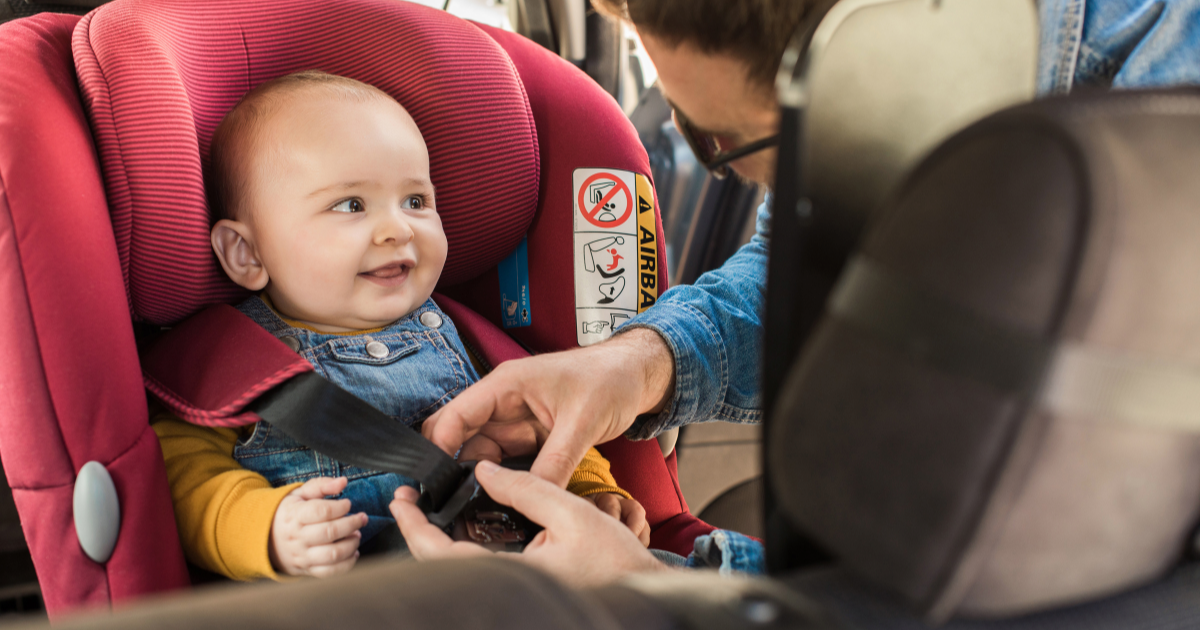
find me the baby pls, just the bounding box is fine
[152,71,647,580]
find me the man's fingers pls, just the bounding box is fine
[301,512,367,545]
[308,553,359,579]
[529,423,595,488]
[305,530,361,566]
[473,461,590,532]
[423,386,498,455]
[390,489,490,561]
[296,497,352,525]
[293,477,348,501]
[459,434,503,464]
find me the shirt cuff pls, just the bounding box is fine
[215,481,301,581]
[618,301,727,441]
[685,530,766,576]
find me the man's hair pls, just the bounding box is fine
[207,70,394,222]
[591,0,817,90]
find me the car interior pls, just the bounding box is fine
[0,0,1198,628]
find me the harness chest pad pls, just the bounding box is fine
[141,304,313,427]
[72,0,540,326]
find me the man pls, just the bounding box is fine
[394,0,1200,582]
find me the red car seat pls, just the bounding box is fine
[0,0,715,617]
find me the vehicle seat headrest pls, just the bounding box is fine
[73,0,539,325]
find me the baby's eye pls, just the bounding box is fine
[331,198,365,213]
[403,196,425,210]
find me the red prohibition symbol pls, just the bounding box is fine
[578,172,633,228]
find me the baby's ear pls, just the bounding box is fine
[211,220,269,291]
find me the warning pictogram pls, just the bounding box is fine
[572,168,657,347]
[577,172,633,228]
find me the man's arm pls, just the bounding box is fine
[423,199,771,485]
[619,199,770,439]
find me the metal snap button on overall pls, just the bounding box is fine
[281,335,301,352]
[365,340,389,358]
[419,311,443,329]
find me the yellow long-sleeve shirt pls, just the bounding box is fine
[152,413,628,581]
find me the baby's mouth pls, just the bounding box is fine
[360,262,412,285]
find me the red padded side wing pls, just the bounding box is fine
[0,14,188,617]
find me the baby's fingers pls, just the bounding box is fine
[309,552,360,579]
[297,497,353,526]
[306,530,362,569]
[591,493,622,520]
[293,477,349,501]
[301,512,368,546]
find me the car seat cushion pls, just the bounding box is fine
[72,0,540,326]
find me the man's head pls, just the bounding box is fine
[208,71,447,332]
[593,0,816,185]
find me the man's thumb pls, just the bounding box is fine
[529,426,592,488]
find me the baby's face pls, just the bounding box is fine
[242,92,445,332]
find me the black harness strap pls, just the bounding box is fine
[247,371,476,526]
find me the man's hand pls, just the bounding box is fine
[270,477,368,578]
[585,493,650,547]
[390,460,669,586]
[422,328,675,487]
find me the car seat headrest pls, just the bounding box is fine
[72,0,539,325]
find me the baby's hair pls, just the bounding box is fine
[207,70,398,222]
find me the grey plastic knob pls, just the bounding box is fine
[73,461,120,564]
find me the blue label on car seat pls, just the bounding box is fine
[498,237,531,328]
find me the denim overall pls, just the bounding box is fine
[233,296,480,545]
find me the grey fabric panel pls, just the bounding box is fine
[773,125,1086,603]
[861,124,1084,335]
[947,97,1200,616]
[29,557,630,630]
[957,415,1200,616]
[771,90,1200,619]
[772,320,1024,606]
[787,563,1200,630]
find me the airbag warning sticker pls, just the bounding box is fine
[573,168,658,346]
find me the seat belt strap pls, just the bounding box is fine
[246,371,473,521]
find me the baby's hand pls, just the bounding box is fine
[269,477,368,578]
[586,493,650,548]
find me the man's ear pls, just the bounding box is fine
[211,219,269,291]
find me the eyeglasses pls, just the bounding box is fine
[670,105,781,180]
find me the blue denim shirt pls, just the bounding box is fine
[625,0,1200,571]
[233,296,479,543]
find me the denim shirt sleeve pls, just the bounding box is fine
[1039,0,1200,96]
[620,197,770,440]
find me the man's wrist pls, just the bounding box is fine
[606,327,675,415]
